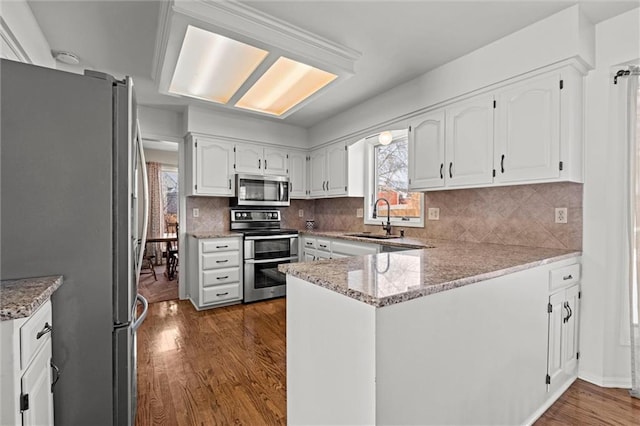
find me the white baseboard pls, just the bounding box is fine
[579,371,632,388]
[523,376,576,426]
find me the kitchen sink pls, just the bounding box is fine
[346,233,400,240]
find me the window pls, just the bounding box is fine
[364,130,424,227]
[161,166,178,231]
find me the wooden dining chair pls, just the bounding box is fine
[166,222,179,280]
[139,240,157,281]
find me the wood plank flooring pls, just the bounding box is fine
[136,298,640,425]
[138,264,178,304]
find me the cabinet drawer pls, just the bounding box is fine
[202,238,240,253]
[202,252,239,270]
[549,263,581,292]
[302,238,316,249]
[20,300,52,370]
[316,239,331,251]
[202,283,241,304]
[332,240,378,256]
[202,268,239,287]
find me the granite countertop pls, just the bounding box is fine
[299,230,430,249]
[188,231,243,239]
[280,237,580,307]
[1,275,63,321]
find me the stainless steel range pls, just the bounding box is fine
[231,209,298,302]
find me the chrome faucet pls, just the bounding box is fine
[373,198,392,236]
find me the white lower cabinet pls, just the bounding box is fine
[188,236,243,309]
[1,300,56,426]
[546,263,581,395]
[300,236,379,261]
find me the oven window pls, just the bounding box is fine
[254,260,291,289]
[254,239,291,260]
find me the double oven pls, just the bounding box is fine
[231,209,298,302]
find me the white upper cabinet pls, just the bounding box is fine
[309,147,328,197]
[494,73,560,183]
[186,136,235,196]
[326,142,348,196]
[235,144,289,176]
[445,94,495,187]
[289,150,308,198]
[408,110,446,190]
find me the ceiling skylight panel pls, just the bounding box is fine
[169,25,268,104]
[235,57,338,116]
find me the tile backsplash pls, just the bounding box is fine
[186,182,582,250]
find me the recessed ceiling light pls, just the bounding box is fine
[53,51,80,65]
[169,25,269,104]
[235,57,337,116]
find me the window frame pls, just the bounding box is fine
[363,131,424,228]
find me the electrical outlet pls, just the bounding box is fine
[428,207,440,220]
[298,209,304,217]
[192,208,199,218]
[555,207,567,224]
[356,208,364,218]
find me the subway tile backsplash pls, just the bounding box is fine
[186,182,582,250]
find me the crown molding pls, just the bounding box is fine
[151,0,173,84]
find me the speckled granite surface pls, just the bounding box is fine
[188,231,243,239]
[280,238,580,307]
[299,230,430,249]
[1,276,63,320]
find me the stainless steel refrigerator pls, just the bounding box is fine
[1,59,149,426]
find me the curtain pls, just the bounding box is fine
[623,69,640,398]
[146,162,163,265]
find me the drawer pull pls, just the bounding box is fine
[319,244,327,248]
[216,260,229,263]
[50,360,61,392]
[36,322,52,339]
[563,274,573,281]
[216,276,229,280]
[305,242,313,246]
[216,245,228,249]
[216,292,229,297]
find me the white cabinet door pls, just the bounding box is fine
[445,95,495,187]
[309,148,327,197]
[289,151,307,198]
[563,284,580,376]
[196,138,234,196]
[546,283,580,394]
[235,144,263,174]
[495,74,560,183]
[408,110,445,190]
[546,291,565,393]
[303,251,316,262]
[264,148,289,176]
[326,142,347,196]
[21,339,54,426]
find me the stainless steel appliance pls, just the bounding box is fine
[1,59,148,426]
[232,174,290,206]
[231,210,298,302]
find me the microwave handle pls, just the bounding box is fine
[280,182,285,201]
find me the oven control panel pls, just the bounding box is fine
[231,210,280,222]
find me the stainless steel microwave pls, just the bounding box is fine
[232,174,290,206]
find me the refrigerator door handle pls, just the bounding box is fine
[136,120,149,285]
[131,294,148,332]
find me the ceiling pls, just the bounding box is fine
[28,0,639,129]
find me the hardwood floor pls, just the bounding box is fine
[535,379,640,425]
[136,298,639,425]
[138,264,178,304]
[135,298,286,425]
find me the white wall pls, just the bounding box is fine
[138,105,184,143]
[144,148,178,166]
[186,106,308,149]
[308,5,594,147]
[0,0,55,68]
[580,7,640,388]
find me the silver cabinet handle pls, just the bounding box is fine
[216,259,229,263]
[37,322,52,339]
[228,179,231,190]
[216,292,229,297]
[563,274,573,280]
[258,159,261,169]
[216,276,229,280]
[216,245,228,249]
[319,244,327,248]
[265,159,267,169]
[50,360,61,392]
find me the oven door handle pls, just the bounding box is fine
[245,256,298,264]
[244,234,299,241]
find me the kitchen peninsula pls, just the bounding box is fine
[280,238,581,425]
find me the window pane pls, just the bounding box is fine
[162,169,178,226]
[375,138,421,219]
